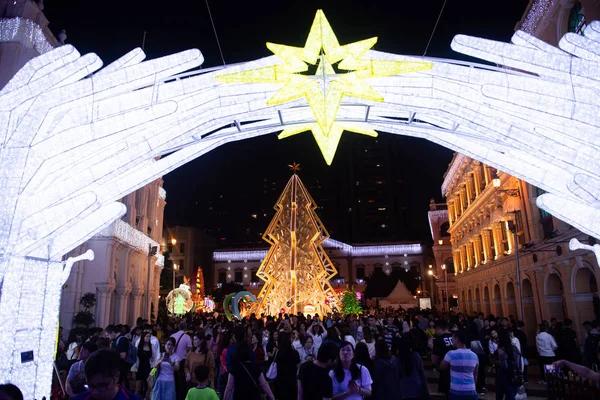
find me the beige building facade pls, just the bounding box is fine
[437,0,600,345]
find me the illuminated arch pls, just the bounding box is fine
[2,12,600,399]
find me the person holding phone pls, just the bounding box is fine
[329,342,372,400]
[553,359,600,385]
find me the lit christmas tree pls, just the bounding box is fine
[341,289,363,315]
[173,294,186,315]
[253,164,340,315]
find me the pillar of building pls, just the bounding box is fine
[473,237,482,267]
[453,251,461,274]
[473,164,483,195]
[448,202,455,226]
[465,179,473,206]
[466,244,473,270]
[95,284,115,329]
[481,230,492,264]
[504,220,515,254]
[532,269,548,322]
[491,223,503,260]
[130,289,144,324]
[459,247,467,273]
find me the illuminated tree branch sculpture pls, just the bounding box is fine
[253,166,340,316]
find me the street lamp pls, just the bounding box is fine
[492,178,521,197]
[171,238,177,246]
[147,244,158,321]
[507,220,524,320]
[441,264,448,311]
[427,269,434,304]
[173,263,179,293]
[438,239,443,246]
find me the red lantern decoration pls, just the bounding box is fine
[280,308,286,314]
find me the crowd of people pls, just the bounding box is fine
[50,308,600,400]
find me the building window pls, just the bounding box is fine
[356,267,365,279]
[180,243,186,253]
[439,222,450,237]
[251,269,259,282]
[373,263,383,274]
[501,224,510,253]
[218,271,226,284]
[235,270,243,282]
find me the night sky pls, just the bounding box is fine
[45,0,529,246]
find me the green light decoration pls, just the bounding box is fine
[340,289,362,315]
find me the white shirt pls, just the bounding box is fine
[536,332,557,357]
[329,364,373,400]
[511,337,524,372]
[170,330,192,360]
[298,346,316,362]
[157,353,182,381]
[132,335,161,371]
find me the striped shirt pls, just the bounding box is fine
[443,348,478,392]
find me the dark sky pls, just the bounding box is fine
[45,0,529,246]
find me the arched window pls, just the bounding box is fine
[373,263,383,274]
[569,2,587,35]
[439,221,450,237]
[355,264,365,280]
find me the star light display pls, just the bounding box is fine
[2,10,600,399]
[252,165,340,315]
[216,10,432,165]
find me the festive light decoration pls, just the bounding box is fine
[0,17,55,55]
[216,10,432,165]
[166,281,193,315]
[340,289,363,314]
[252,166,340,315]
[2,11,600,398]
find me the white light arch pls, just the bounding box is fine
[1,17,600,398]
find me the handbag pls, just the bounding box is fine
[241,362,268,400]
[266,350,278,380]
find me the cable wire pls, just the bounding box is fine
[205,0,226,65]
[423,0,448,57]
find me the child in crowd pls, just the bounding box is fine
[185,366,219,400]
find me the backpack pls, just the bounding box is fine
[118,336,138,365]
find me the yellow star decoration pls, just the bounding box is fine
[216,10,433,165]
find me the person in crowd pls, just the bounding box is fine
[583,320,600,367]
[297,341,338,400]
[495,330,521,400]
[307,321,328,352]
[133,331,153,397]
[298,335,316,362]
[106,325,132,389]
[360,327,376,359]
[432,319,454,398]
[536,323,558,384]
[266,330,279,363]
[273,332,300,400]
[557,319,580,364]
[72,349,141,400]
[0,384,24,400]
[354,342,374,377]
[426,320,436,340]
[66,330,83,366]
[170,322,192,400]
[323,327,342,347]
[440,330,479,400]
[66,341,98,397]
[184,366,219,400]
[152,337,182,400]
[396,337,429,400]
[223,341,275,400]
[218,332,232,397]
[185,334,215,389]
[372,339,398,400]
[513,321,528,384]
[329,341,372,400]
[250,332,266,368]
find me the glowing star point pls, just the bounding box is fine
[217,9,432,164]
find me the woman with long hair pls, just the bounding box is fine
[223,341,275,400]
[372,338,398,400]
[329,341,372,400]
[266,330,279,363]
[323,326,342,347]
[360,328,376,359]
[185,334,215,388]
[354,342,374,377]
[396,337,429,400]
[495,330,521,400]
[273,332,301,400]
[152,337,181,400]
[135,332,153,397]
